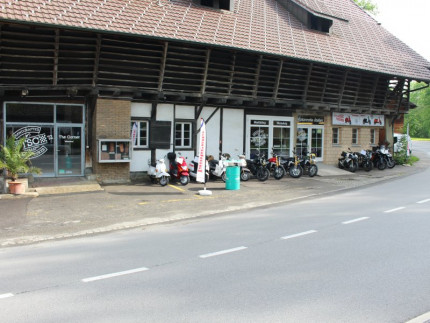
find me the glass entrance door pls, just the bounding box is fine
[56,126,83,176]
[296,126,324,161]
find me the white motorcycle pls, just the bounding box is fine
[148,157,170,186]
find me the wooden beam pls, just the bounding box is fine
[228,52,236,96]
[201,48,211,96]
[253,55,263,98]
[338,70,348,107]
[303,62,313,101]
[273,59,283,100]
[53,29,59,86]
[158,42,168,92]
[92,34,101,87]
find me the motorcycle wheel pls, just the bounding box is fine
[221,172,226,182]
[180,175,189,186]
[387,157,396,169]
[257,167,270,181]
[377,160,387,170]
[338,160,344,169]
[308,164,318,177]
[289,165,303,178]
[159,176,169,186]
[363,161,373,171]
[273,166,284,180]
[348,161,358,173]
[240,171,250,181]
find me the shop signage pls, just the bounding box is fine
[251,120,269,126]
[13,126,53,159]
[332,112,384,126]
[298,116,324,125]
[274,121,291,126]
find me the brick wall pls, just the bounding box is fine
[323,114,381,165]
[92,99,131,183]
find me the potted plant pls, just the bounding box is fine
[0,135,41,194]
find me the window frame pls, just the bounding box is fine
[131,119,149,149]
[332,127,340,145]
[175,120,193,149]
[352,128,359,145]
[370,129,376,145]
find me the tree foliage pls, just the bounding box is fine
[353,0,378,14]
[405,82,430,138]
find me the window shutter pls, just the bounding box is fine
[149,121,171,149]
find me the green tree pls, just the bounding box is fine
[353,0,378,14]
[406,82,430,138]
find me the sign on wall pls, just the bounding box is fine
[332,112,384,127]
[298,116,324,125]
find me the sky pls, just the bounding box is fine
[371,0,430,62]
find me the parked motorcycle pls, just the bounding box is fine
[300,150,318,177]
[338,148,358,172]
[189,155,209,183]
[287,148,303,178]
[356,149,373,171]
[371,147,387,170]
[246,152,270,181]
[380,146,395,169]
[267,150,286,180]
[147,156,170,186]
[167,152,189,185]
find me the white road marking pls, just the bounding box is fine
[405,310,430,323]
[199,246,247,258]
[0,293,14,299]
[416,199,430,204]
[82,267,149,282]
[342,217,369,224]
[281,230,317,240]
[384,207,406,213]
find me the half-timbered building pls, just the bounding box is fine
[1,0,429,182]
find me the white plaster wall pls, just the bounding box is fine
[222,108,244,158]
[198,107,221,159]
[175,105,194,119]
[131,102,151,117]
[130,103,152,172]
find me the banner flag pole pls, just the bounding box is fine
[197,118,212,196]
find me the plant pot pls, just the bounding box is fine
[7,181,26,195]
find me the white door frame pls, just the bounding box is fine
[295,125,324,161]
[245,115,295,158]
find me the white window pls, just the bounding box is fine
[131,120,149,148]
[370,129,376,144]
[332,127,339,144]
[352,128,359,145]
[175,122,192,148]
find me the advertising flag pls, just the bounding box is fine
[131,122,138,147]
[196,118,206,183]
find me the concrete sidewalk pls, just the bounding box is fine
[0,161,426,248]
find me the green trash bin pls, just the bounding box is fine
[225,166,240,190]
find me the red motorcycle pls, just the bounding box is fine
[167,152,189,185]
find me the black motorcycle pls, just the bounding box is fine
[246,153,270,181]
[356,149,373,171]
[338,148,358,172]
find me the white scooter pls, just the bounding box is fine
[148,157,170,186]
[209,153,230,182]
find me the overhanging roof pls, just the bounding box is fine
[1,0,429,82]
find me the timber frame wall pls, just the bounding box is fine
[0,23,411,116]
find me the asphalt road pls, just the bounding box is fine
[1,141,429,322]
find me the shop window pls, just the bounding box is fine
[352,128,359,145]
[175,122,192,148]
[131,120,149,148]
[332,128,339,144]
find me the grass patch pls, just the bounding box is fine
[407,156,420,165]
[411,138,430,141]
